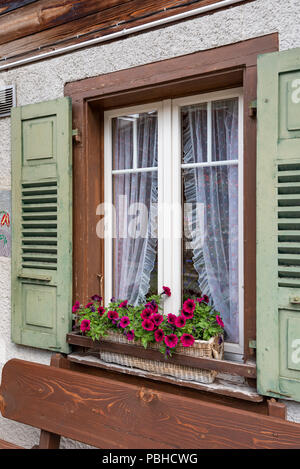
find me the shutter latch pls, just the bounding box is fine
[72,128,81,143]
[249,100,257,118]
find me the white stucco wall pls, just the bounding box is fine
[1,0,300,448]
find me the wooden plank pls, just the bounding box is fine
[0,1,38,16]
[0,438,23,449]
[38,430,60,449]
[0,0,255,62]
[67,332,257,378]
[268,399,287,420]
[0,0,131,45]
[68,352,263,402]
[1,359,300,449]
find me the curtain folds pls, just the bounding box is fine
[182,99,239,343]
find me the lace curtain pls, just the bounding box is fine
[182,98,239,343]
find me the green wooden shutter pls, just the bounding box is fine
[11,98,72,353]
[257,48,300,402]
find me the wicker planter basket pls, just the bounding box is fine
[99,331,224,384]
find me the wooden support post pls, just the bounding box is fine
[267,398,287,420]
[38,430,61,449]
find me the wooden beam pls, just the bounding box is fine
[0,1,38,16]
[0,1,256,62]
[67,332,257,378]
[0,0,131,45]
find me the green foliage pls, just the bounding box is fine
[73,290,224,357]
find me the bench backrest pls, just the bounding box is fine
[1,359,300,449]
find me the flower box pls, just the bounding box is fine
[98,331,224,384]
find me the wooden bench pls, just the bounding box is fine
[1,358,300,449]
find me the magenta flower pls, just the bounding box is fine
[154,329,165,342]
[119,300,128,308]
[175,315,186,328]
[152,313,164,326]
[141,308,153,320]
[85,302,93,308]
[108,310,119,320]
[72,300,80,313]
[162,286,171,297]
[196,297,204,304]
[180,333,195,347]
[145,301,158,313]
[80,319,90,333]
[167,313,177,325]
[120,316,130,328]
[183,299,195,314]
[142,318,155,331]
[91,295,102,302]
[127,330,135,341]
[98,306,106,316]
[203,295,209,303]
[216,315,224,328]
[164,334,178,348]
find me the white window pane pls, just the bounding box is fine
[181,103,207,164]
[212,98,239,162]
[112,111,158,170]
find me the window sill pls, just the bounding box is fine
[67,351,263,403]
[67,331,260,402]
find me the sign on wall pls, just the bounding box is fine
[0,190,11,257]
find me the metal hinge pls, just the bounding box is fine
[249,339,256,349]
[72,128,81,143]
[249,100,257,118]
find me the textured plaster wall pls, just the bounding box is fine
[0,0,300,448]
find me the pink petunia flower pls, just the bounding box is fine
[85,302,93,308]
[167,313,177,325]
[175,315,186,328]
[142,318,155,331]
[119,300,128,308]
[162,286,171,297]
[145,301,158,313]
[203,295,209,304]
[196,297,204,304]
[182,299,195,314]
[216,315,224,328]
[152,313,164,326]
[127,330,135,341]
[72,300,80,313]
[120,316,130,328]
[164,334,178,348]
[91,295,102,302]
[98,306,106,316]
[80,319,90,333]
[108,310,119,320]
[180,333,195,347]
[141,308,153,320]
[154,329,165,342]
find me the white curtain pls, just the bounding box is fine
[182,99,239,343]
[113,113,158,304]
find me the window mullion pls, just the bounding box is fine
[207,101,212,163]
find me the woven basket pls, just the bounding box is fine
[99,331,224,384]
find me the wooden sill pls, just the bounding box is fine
[67,352,263,403]
[67,331,257,379]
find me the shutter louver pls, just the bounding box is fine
[257,48,300,402]
[0,85,15,117]
[11,98,72,353]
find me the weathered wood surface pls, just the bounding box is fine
[68,351,263,402]
[67,331,257,378]
[0,1,255,63]
[0,1,37,16]
[1,359,300,449]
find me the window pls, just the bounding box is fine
[104,88,243,355]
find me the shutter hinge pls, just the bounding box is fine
[249,100,257,118]
[72,128,81,143]
[249,339,256,349]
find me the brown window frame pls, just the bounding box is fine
[65,32,279,361]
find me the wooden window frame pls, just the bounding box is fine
[65,32,279,361]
